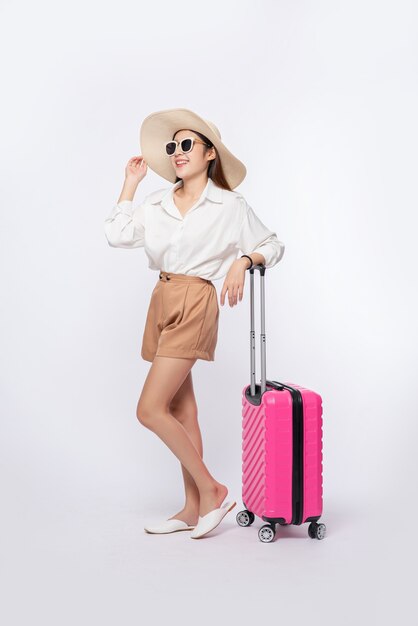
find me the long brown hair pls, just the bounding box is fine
[172,129,232,191]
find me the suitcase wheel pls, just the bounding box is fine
[308,521,326,540]
[258,524,276,543]
[236,509,255,527]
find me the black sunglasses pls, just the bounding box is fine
[165,137,210,156]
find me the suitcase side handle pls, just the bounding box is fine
[246,263,267,396]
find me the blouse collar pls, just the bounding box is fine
[158,177,223,220]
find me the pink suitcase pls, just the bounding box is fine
[236,264,326,543]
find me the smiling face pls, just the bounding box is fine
[170,129,216,181]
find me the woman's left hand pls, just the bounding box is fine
[220,258,249,307]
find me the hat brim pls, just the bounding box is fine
[139,108,246,189]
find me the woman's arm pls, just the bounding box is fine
[239,252,266,269]
[104,198,147,248]
[220,197,285,307]
[117,177,140,203]
[104,156,148,249]
[236,196,285,268]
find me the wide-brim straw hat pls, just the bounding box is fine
[139,107,246,189]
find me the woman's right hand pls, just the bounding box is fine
[125,156,148,185]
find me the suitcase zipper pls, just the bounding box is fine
[268,381,304,525]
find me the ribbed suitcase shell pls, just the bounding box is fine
[241,380,323,525]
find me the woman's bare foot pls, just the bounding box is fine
[198,481,229,518]
[168,504,199,527]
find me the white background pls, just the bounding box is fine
[1,0,417,623]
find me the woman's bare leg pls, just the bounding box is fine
[137,355,228,518]
[167,371,201,525]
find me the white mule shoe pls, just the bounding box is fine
[144,518,196,534]
[190,500,237,539]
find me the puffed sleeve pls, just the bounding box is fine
[104,198,147,248]
[236,197,285,268]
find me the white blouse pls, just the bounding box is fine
[104,177,285,281]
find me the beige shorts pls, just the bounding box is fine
[141,270,220,362]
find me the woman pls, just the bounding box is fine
[104,108,285,539]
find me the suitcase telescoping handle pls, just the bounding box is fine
[247,263,267,397]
